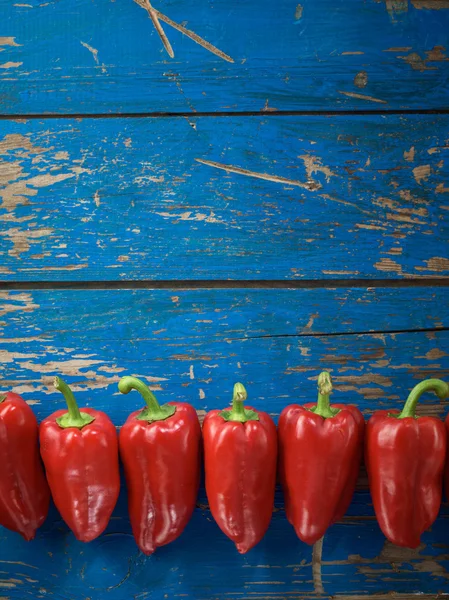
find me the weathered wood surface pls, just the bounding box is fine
[0,287,449,598]
[0,0,449,114]
[2,287,449,418]
[1,115,448,281]
[0,489,448,599]
[2,0,449,597]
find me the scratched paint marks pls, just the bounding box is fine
[354,71,368,88]
[404,146,415,162]
[383,0,449,12]
[413,164,431,183]
[326,540,449,593]
[381,0,449,24]
[0,115,447,280]
[0,290,39,319]
[137,0,175,58]
[334,597,443,600]
[0,38,20,48]
[294,3,303,22]
[194,116,448,278]
[0,354,127,398]
[0,131,89,261]
[321,524,449,594]
[196,154,335,191]
[195,158,318,190]
[338,91,387,104]
[0,6,447,600]
[416,257,449,272]
[0,38,21,69]
[0,62,23,69]
[0,291,127,397]
[398,45,449,72]
[80,41,107,73]
[1,288,449,597]
[1,0,449,112]
[1,287,448,420]
[0,490,447,600]
[413,0,449,6]
[385,0,408,20]
[134,0,233,62]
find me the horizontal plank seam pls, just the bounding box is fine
[1,279,449,290]
[227,326,449,340]
[331,596,449,600]
[1,108,449,119]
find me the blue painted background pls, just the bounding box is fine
[2,488,449,599]
[1,0,449,597]
[0,0,449,113]
[0,115,448,281]
[0,289,449,597]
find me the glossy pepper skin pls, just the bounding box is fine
[366,378,449,548]
[278,372,364,545]
[40,377,120,542]
[445,412,449,502]
[203,383,277,554]
[118,376,201,555]
[0,392,50,540]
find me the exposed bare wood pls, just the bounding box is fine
[137,0,175,58]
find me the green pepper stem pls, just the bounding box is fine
[118,376,176,422]
[312,372,339,419]
[219,383,259,422]
[229,383,247,420]
[118,376,161,413]
[398,378,449,419]
[55,377,82,421]
[54,377,95,429]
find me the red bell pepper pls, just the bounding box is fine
[203,382,277,553]
[40,377,120,542]
[445,411,449,502]
[366,378,449,548]
[0,391,50,540]
[278,372,365,545]
[118,376,201,555]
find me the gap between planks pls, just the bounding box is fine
[186,594,449,600]
[1,108,449,120]
[333,596,449,600]
[1,279,449,290]
[225,326,449,341]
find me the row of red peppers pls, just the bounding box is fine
[0,373,448,553]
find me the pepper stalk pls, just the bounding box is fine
[309,371,340,419]
[118,376,176,422]
[219,383,259,422]
[396,378,449,419]
[54,377,95,429]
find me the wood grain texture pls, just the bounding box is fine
[2,287,448,419]
[334,596,449,600]
[1,286,448,394]
[1,115,448,281]
[0,0,448,113]
[2,1,449,596]
[0,490,448,599]
[0,287,449,598]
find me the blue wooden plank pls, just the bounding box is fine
[0,488,448,599]
[0,0,448,113]
[1,115,448,281]
[2,288,448,421]
[0,288,448,598]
